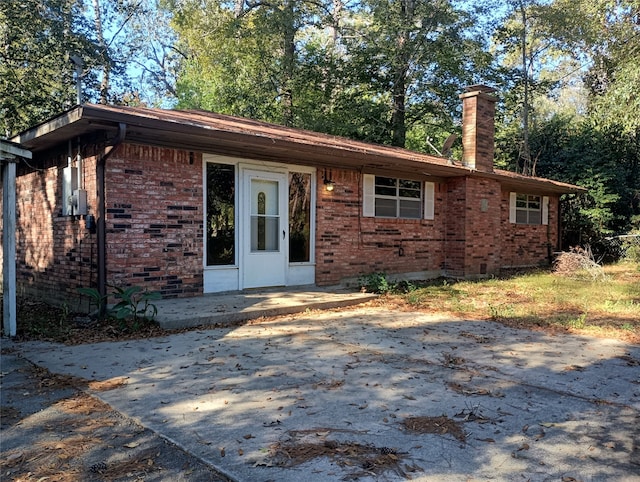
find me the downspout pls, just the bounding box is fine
[97,123,126,316]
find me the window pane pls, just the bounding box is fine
[399,188,421,198]
[375,198,397,217]
[289,172,311,262]
[399,179,420,190]
[528,199,541,210]
[399,200,421,218]
[516,210,528,224]
[372,176,423,219]
[529,211,541,224]
[251,179,279,216]
[206,163,235,266]
[375,176,396,187]
[375,186,396,196]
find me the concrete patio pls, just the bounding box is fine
[7,305,640,481]
[152,286,377,330]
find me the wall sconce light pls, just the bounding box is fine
[323,168,335,191]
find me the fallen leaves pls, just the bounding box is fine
[268,439,414,478]
[402,416,466,442]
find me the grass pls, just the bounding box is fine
[10,262,640,345]
[385,262,640,343]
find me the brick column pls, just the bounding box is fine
[445,176,502,278]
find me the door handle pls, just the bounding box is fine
[282,229,286,240]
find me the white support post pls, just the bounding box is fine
[2,159,17,336]
[2,140,31,337]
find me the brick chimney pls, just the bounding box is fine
[459,85,497,172]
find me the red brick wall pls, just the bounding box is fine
[105,144,204,298]
[500,190,559,268]
[315,168,447,285]
[8,141,561,305]
[444,177,502,277]
[10,149,98,306]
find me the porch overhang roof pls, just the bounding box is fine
[12,104,585,194]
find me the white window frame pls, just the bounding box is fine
[509,192,549,225]
[363,174,434,220]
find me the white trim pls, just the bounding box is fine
[363,174,375,217]
[542,196,549,225]
[509,192,517,223]
[203,154,317,292]
[424,181,435,220]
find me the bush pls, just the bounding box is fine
[358,272,392,294]
[621,233,640,263]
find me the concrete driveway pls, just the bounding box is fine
[14,307,640,481]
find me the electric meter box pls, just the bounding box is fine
[62,166,87,216]
[73,189,87,215]
[62,166,77,216]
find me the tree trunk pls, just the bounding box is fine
[390,0,413,147]
[391,76,406,147]
[520,0,532,176]
[92,0,109,104]
[281,0,296,126]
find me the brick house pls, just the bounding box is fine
[2,85,583,305]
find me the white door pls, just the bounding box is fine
[242,170,288,288]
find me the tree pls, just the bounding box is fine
[168,0,329,126]
[342,0,487,147]
[527,115,639,246]
[0,0,101,135]
[492,0,586,175]
[580,0,640,135]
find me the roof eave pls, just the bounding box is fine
[9,104,587,194]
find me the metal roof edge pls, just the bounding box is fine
[10,105,84,145]
[8,104,588,195]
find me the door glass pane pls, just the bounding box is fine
[251,217,279,251]
[251,179,279,252]
[251,179,278,215]
[289,172,311,262]
[206,163,235,266]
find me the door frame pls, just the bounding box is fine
[202,154,317,293]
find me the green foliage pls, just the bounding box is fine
[111,286,161,327]
[359,273,393,294]
[77,287,108,315]
[77,285,161,328]
[168,0,487,147]
[0,0,103,135]
[357,273,416,294]
[510,115,640,247]
[488,303,516,320]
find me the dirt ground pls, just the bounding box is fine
[0,345,231,482]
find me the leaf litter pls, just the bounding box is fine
[268,439,417,479]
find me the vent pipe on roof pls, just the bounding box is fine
[70,55,83,105]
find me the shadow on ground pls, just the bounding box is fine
[5,307,640,481]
